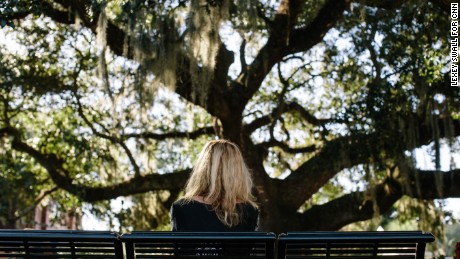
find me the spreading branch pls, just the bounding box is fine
[121,126,216,140]
[297,177,403,231]
[244,101,335,134]
[280,115,460,209]
[0,126,190,202]
[73,92,142,177]
[401,168,460,199]
[256,140,316,154]
[295,167,460,231]
[240,0,351,104]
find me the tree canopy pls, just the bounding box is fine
[1,0,459,243]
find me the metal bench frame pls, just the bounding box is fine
[0,230,123,258]
[277,231,435,259]
[0,230,435,258]
[120,231,276,259]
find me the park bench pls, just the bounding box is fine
[277,231,435,259]
[0,230,435,258]
[0,229,123,258]
[120,231,276,259]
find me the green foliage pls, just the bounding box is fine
[0,149,42,228]
[0,5,216,228]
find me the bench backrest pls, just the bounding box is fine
[0,230,123,258]
[120,231,276,259]
[277,231,435,259]
[0,230,435,259]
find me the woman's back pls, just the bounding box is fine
[171,199,258,231]
[170,140,259,231]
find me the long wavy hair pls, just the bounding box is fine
[182,139,257,227]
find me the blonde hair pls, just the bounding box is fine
[183,139,257,227]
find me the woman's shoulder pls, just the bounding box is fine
[172,198,192,209]
[172,198,208,209]
[171,199,193,216]
[172,198,187,205]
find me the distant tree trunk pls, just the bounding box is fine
[6,198,17,229]
[40,205,48,230]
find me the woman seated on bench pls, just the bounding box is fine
[170,139,259,231]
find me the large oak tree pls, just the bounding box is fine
[1,0,459,233]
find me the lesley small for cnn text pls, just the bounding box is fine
[452,3,459,86]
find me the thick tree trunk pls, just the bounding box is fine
[258,197,301,233]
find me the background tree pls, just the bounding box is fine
[0,0,459,243]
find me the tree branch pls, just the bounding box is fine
[244,101,335,134]
[285,102,338,126]
[1,126,190,202]
[121,126,216,140]
[283,134,376,209]
[295,167,460,231]
[256,140,316,154]
[73,92,141,177]
[296,177,403,231]
[41,0,126,56]
[401,168,460,199]
[174,43,235,119]
[240,39,248,74]
[240,0,350,105]
[281,115,460,210]
[284,0,352,57]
